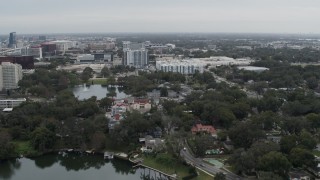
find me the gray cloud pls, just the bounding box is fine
[1,0,320,34]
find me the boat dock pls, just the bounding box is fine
[104,152,114,159]
[133,164,177,180]
[114,152,129,160]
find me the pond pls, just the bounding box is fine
[0,153,165,180]
[72,84,129,100]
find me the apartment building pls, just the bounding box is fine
[0,62,23,90]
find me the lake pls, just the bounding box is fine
[72,84,129,100]
[0,153,164,180]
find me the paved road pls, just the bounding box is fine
[180,148,242,180]
[209,71,261,99]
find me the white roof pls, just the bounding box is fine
[0,98,27,102]
[3,108,13,112]
[238,66,269,71]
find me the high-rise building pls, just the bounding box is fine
[8,32,17,48]
[123,41,148,68]
[0,62,23,90]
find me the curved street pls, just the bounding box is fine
[180,148,242,180]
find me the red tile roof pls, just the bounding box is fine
[114,114,121,121]
[134,99,150,104]
[191,124,216,135]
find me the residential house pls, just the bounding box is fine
[153,127,163,138]
[129,98,152,113]
[289,170,311,180]
[140,135,165,152]
[108,102,127,130]
[111,103,127,117]
[147,89,161,99]
[108,120,120,130]
[147,89,160,105]
[167,90,178,98]
[266,135,282,144]
[191,123,217,137]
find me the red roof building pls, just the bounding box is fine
[114,114,121,121]
[191,124,217,136]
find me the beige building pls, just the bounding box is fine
[1,62,23,90]
[129,99,152,113]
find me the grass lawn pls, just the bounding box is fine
[89,78,108,85]
[142,154,213,180]
[12,141,39,156]
[196,169,215,180]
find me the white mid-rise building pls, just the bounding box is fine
[21,46,43,59]
[124,50,148,68]
[156,60,204,74]
[50,40,76,53]
[123,41,144,50]
[77,53,113,64]
[0,98,26,110]
[156,56,253,74]
[77,54,95,64]
[0,66,3,90]
[1,62,23,90]
[123,41,148,68]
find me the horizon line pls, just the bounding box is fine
[1,32,320,36]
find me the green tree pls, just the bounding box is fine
[160,87,168,97]
[0,131,16,160]
[258,171,283,180]
[251,111,279,131]
[215,107,236,128]
[258,151,291,177]
[81,67,93,82]
[228,121,265,149]
[99,97,113,109]
[227,148,256,174]
[30,127,56,151]
[231,102,251,119]
[214,172,226,180]
[101,67,110,77]
[108,76,116,85]
[289,148,315,168]
[91,131,106,151]
[280,135,298,154]
[107,88,117,98]
[306,76,318,89]
[306,113,320,130]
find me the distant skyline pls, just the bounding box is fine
[1,0,320,34]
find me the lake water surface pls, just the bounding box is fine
[0,153,149,180]
[72,84,128,100]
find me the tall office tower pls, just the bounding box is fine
[1,62,23,90]
[123,41,148,68]
[8,32,17,48]
[0,66,3,90]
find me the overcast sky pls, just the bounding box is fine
[1,0,320,34]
